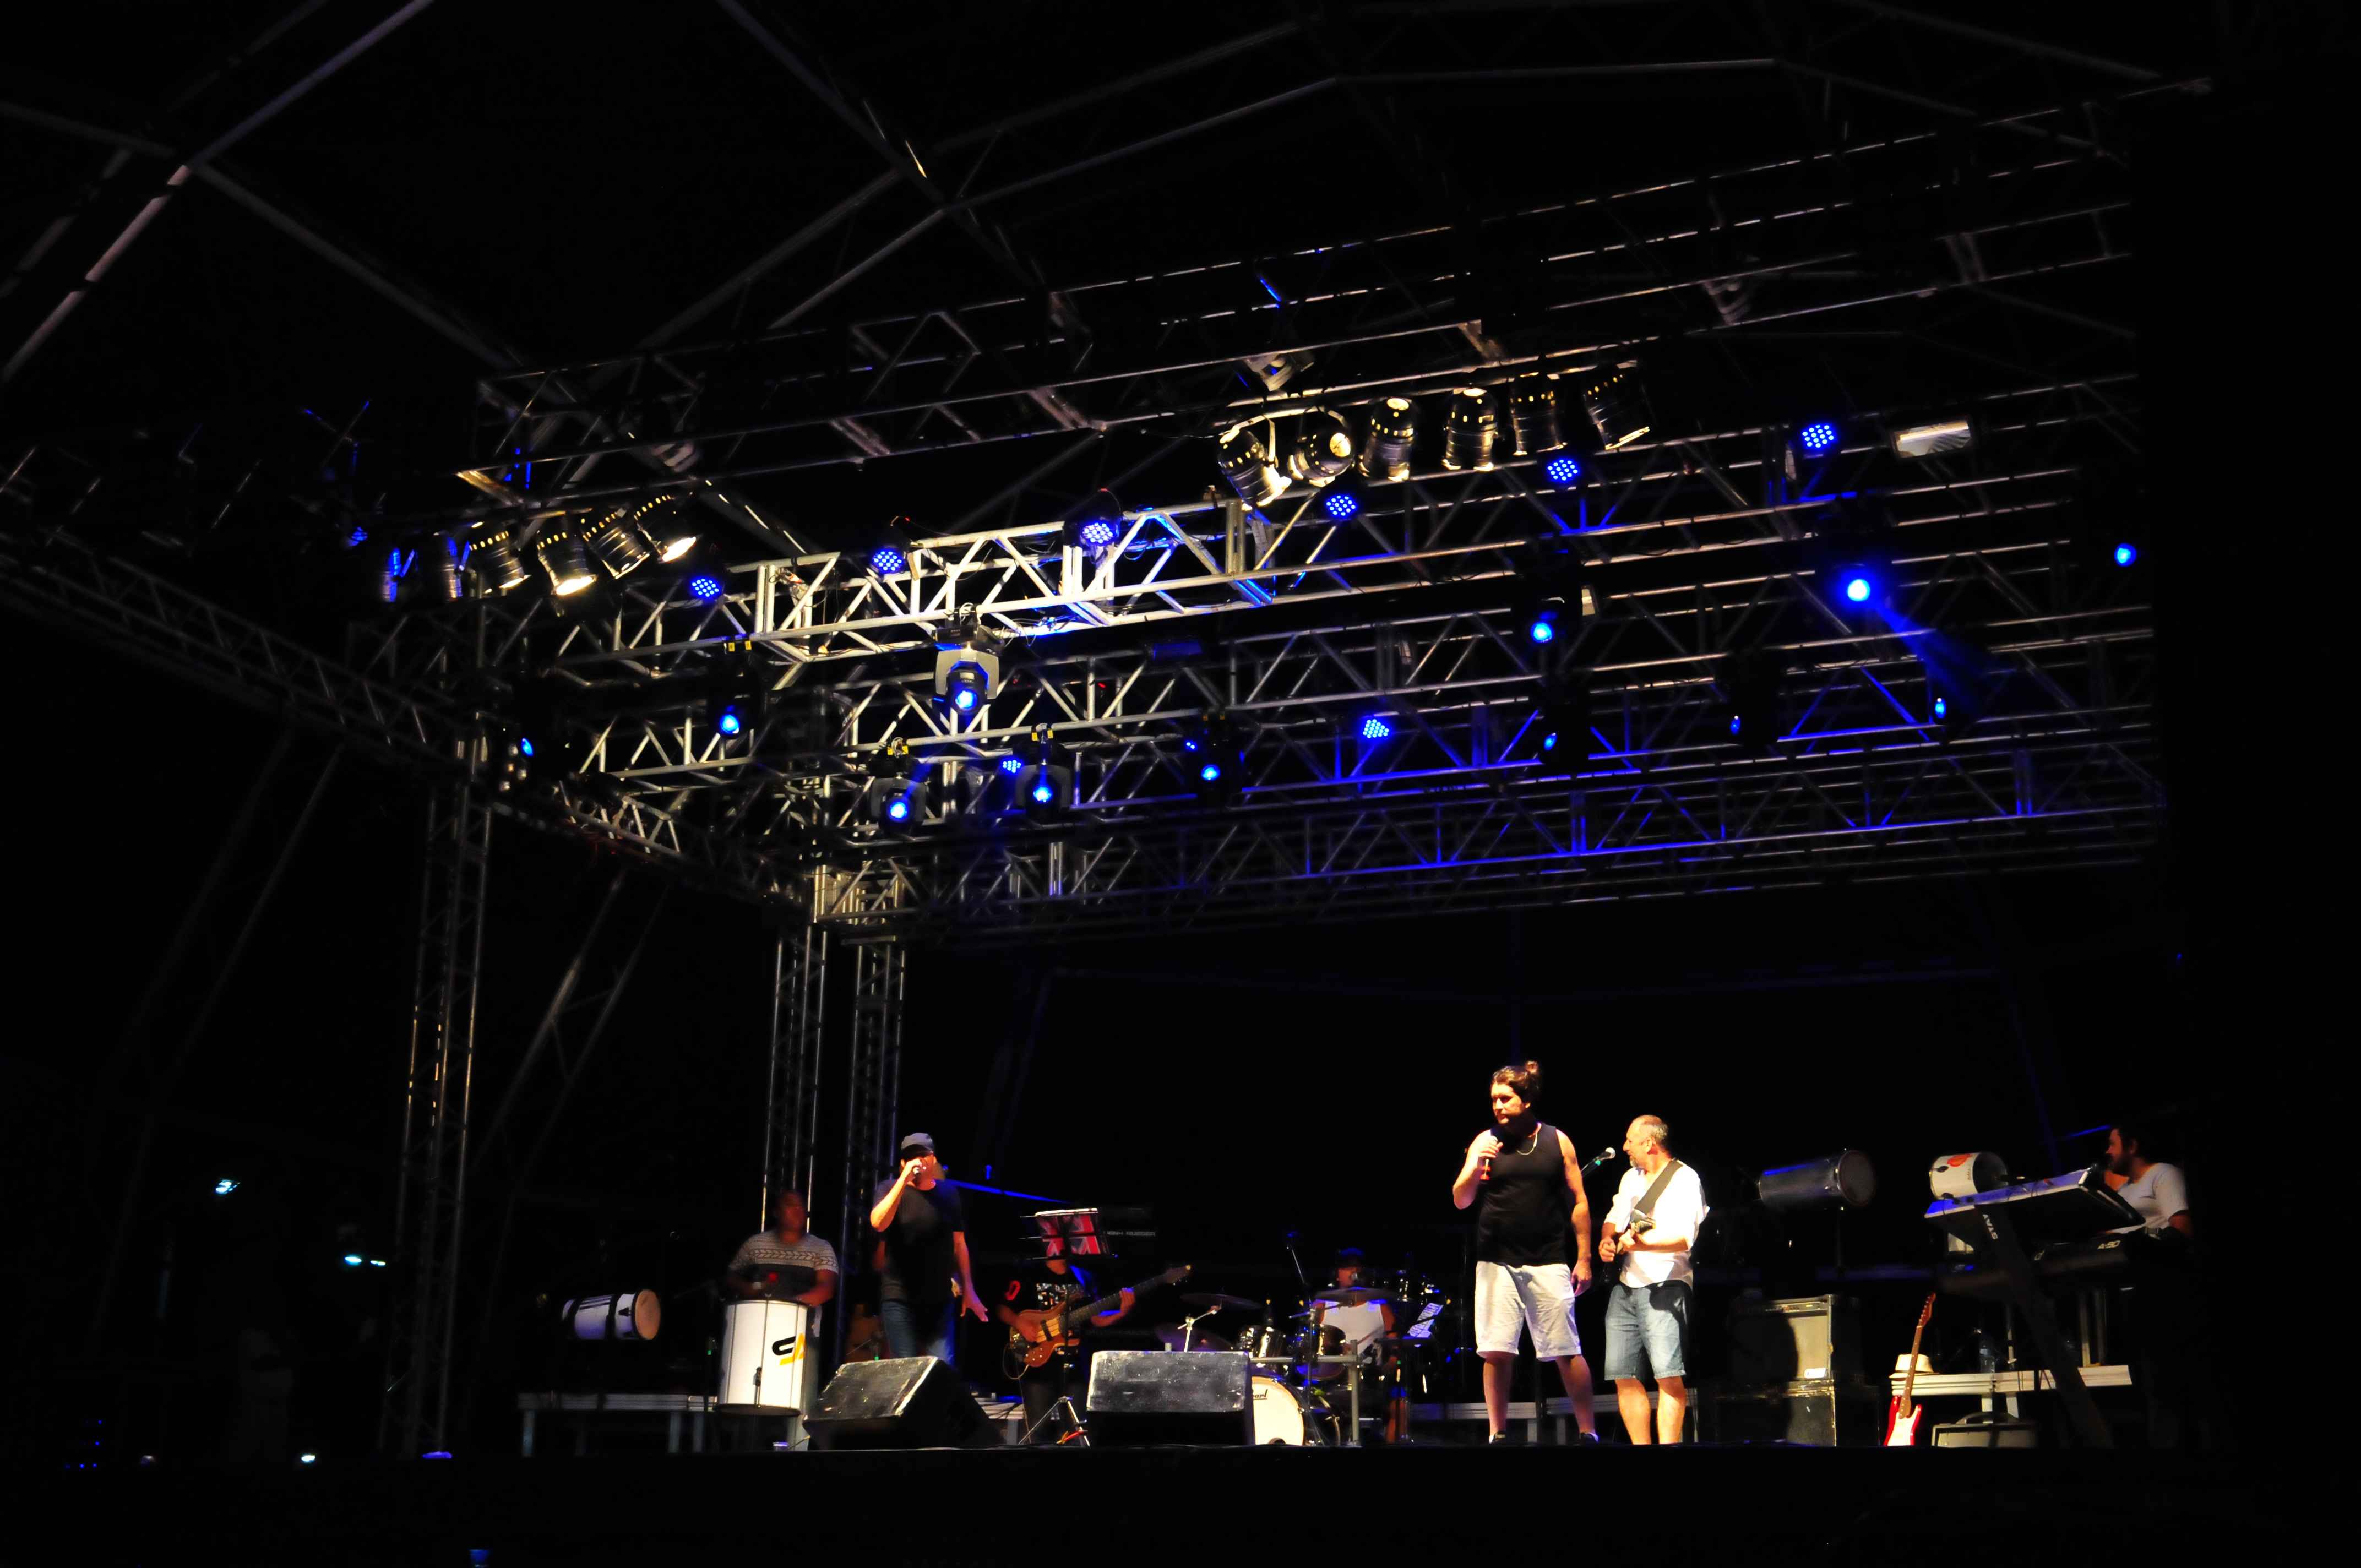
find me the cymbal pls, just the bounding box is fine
[1304,1284,1391,1306]
[1180,1291,1261,1310]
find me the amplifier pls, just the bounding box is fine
[1701,1378,1886,1447]
[1726,1294,1860,1383]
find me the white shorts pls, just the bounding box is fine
[1474,1261,1584,1360]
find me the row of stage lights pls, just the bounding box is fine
[369,497,705,607]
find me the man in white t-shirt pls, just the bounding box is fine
[2106,1125,2193,1238]
[1600,1114,1707,1445]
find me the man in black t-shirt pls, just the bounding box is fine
[1449,1061,1599,1445]
[999,1239,1134,1442]
[867,1131,986,1363]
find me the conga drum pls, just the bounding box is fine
[718,1298,812,1413]
[561,1289,661,1341]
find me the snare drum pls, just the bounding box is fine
[561,1289,662,1341]
[1250,1375,1307,1445]
[717,1298,812,1413]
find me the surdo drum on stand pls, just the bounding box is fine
[718,1299,813,1413]
[561,1289,662,1341]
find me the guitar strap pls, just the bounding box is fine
[1633,1157,1685,1221]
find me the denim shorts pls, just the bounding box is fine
[1603,1280,1690,1381]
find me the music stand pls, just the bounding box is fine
[1026,1207,1155,1260]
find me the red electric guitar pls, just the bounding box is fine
[1884,1292,1938,1446]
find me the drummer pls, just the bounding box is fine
[1310,1248,1394,1354]
[1310,1248,1401,1442]
[725,1188,840,1314]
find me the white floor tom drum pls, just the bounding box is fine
[1250,1375,1307,1445]
[562,1289,661,1341]
[718,1298,812,1413]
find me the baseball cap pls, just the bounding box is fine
[898,1131,937,1157]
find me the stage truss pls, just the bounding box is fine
[0,6,2200,1453]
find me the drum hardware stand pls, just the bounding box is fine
[1173,1308,1219,1349]
[1020,1393,1090,1446]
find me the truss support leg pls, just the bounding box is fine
[834,939,905,1365]
[761,921,830,1231]
[379,780,492,1457]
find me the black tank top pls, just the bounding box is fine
[1476,1119,1569,1265]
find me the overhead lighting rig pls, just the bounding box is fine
[1441,388,1501,471]
[1217,420,1287,510]
[1359,396,1419,481]
[1509,375,1565,457]
[467,523,528,593]
[933,614,1005,720]
[1531,679,1595,777]
[1013,722,1074,819]
[1286,410,1356,487]
[1890,417,1975,461]
[584,505,657,579]
[535,527,597,596]
[1721,648,1785,755]
[1578,366,1651,450]
[1180,713,1244,804]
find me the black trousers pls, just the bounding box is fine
[1020,1353,1090,1442]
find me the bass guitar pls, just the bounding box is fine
[1884,1292,1938,1446]
[1003,1264,1190,1378]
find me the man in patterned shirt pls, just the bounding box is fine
[726,1189,840,1313]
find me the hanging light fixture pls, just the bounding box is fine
[1286,409,1356,487]
[1578,367,1651,450]
[1509,375,1565,457]
[535,527,598,596]
[1217,421,1287,509]
[429,533,467,601]
[1358,396,1419,481]
[468,524,528,593]
[631,496,697,562]
[584,506,656,579]
[1441,388,1500,471]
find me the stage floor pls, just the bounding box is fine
[37,1445,2281,1566]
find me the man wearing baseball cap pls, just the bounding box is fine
[867,1132,987,1364]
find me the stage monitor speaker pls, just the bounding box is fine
[1726,1294,1860,1382]
[805,1357,990,1450]
[1084,1351,1253,1445]
[1934,1414,2038,1449]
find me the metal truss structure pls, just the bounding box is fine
[379,781,491,1457]
[2,2,2216,1453]
[831,940,904,1363]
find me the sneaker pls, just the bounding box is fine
[1488,1433,1511,1446]
[1572,1430,1601,1446]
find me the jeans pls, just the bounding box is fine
[1603,1280,1690,1381]
[878,1297,956,1364]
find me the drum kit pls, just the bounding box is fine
[1155,1274,1448,1446]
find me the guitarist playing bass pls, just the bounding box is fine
[999,1240,1177,1442]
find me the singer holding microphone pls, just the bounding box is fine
[1451,1061,1600,1445]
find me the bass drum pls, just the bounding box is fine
[1250,1375,1307,1445]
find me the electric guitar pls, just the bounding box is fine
[1884,1292,1938,1446]
[1002,1264,1190,1378]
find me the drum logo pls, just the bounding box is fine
[771,1333,803,1365]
